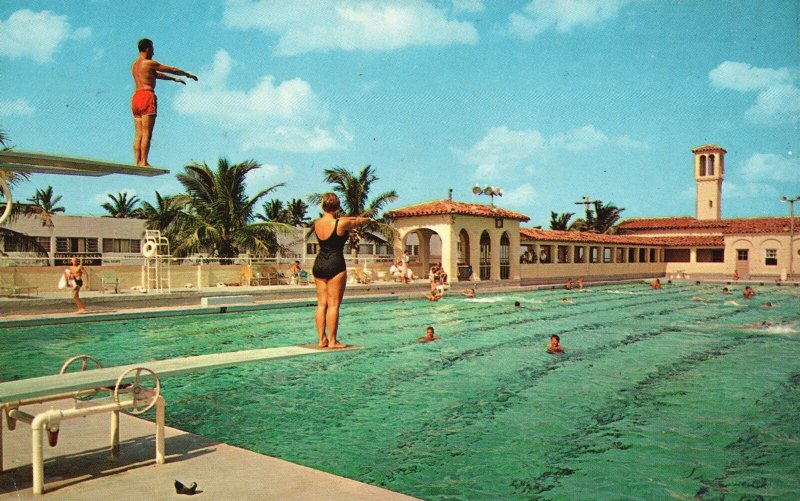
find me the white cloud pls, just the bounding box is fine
[223,0,478,55]
[245,163,295,194]
[741,153,798,183]
[454,124,646,177]
[722,181,778,199]
[451,125,546,177]
[174,49,351,153]
[0,9,90,63]
[709,61,800,125]
[549,125,607,151]
[503,183,537,205]
[509,0,633,40]
[709,61,792,92]
[0,98,35,117]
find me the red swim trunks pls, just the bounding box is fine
[131,89,157,118]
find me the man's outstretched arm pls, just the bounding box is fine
[154,63,198,84]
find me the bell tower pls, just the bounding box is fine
[692,144,726,220]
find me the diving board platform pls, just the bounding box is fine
[0,150,168,177]
[0,346,359,494]
[0,346,354,403]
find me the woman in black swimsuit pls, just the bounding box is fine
[312,193,371,348]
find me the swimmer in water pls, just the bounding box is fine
[514,300,522,308]
[560,297,571,304]
[463,288,476,298]
[418,326,440,343]
[762,302,773,308]
[547,334,564,354]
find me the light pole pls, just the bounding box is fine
[781,196,799,280]
[472,185,503,207]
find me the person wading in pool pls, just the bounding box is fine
[312,193,371,348]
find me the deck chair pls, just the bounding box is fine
[101,270,120,293]
[353,268,370,284]
[297,269,312,285]
[0,272,38,297]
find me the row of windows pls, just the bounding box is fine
[3,237,143,254]
[520,245,660,264]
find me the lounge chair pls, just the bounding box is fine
[0,273,38,297]
[297,269,312,285]
[101,270,120,294]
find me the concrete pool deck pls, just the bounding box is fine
[0,401,419,500]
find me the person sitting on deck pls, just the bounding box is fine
[577,276,584,290]
[565,278,574,290]
[651,278,662,289]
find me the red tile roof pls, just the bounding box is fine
[619,217,725,230]
[385,199,530,221]
[692,144,727,153]
[654,236,725,247]
[619,216,793,235]
[520,229,724,248]
[520,228,665,246]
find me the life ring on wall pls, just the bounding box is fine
[142,241,157,258]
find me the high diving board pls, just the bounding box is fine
[0,150,168,177]
[0,150,168,225]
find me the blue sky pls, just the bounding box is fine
[1,0,798,224]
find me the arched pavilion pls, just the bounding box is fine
[385,199,530,282]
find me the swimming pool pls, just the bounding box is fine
[2,282,799,499]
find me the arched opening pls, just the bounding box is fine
[458,229,472,280]
[401,229,443,279]
[708,154,715,176]
[479,231,491,280]
[500,233,510,279]
[699,155,706,176]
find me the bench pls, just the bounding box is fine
[0,284,39,297]
[200,295,255,306]
[0,346,355,494]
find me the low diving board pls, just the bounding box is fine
[0,345,360,495]
[0,150,168,177]
[0,345,355,404]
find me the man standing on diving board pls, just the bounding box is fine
[131,38,197,167]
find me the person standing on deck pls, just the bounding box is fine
[311,193,371,349]
[68,257,88,314]
[131,38,197,167]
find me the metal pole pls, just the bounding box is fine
[782,197,798,281]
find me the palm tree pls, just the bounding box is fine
[173,157,290,260]
[259,199,288,223]
[309,165,398,260]
[27,186,65,227]
[0,129,46,257]
[571,201,625,234]
[101,192,142,218]
[139,191,189,233]
[549,211,574,230]
[286,198,310,226]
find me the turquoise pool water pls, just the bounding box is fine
[2,282,799,499]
